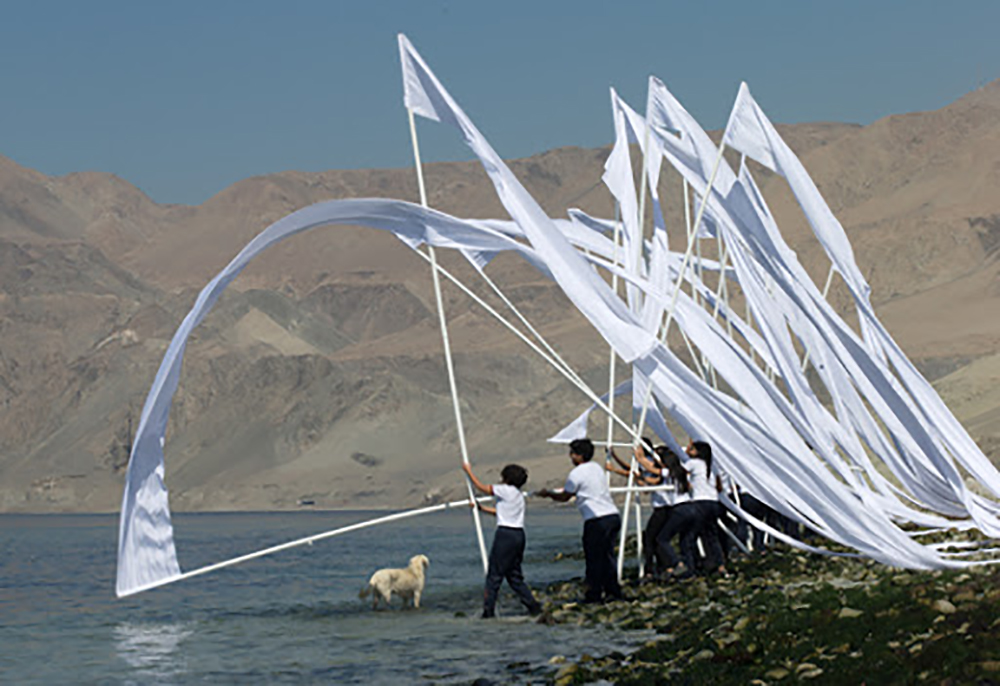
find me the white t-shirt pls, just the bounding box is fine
[564,461,619,521]
[651,475,678,508]
[492,484,525,529]
[687,458,718,502]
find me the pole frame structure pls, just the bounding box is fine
[407,108,489,574]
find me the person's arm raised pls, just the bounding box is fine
[607,447,632,471]
[461,462,493,496]
[631,445,662,475]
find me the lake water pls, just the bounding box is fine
[0,509,645,684]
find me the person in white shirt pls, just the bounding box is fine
[537,438,623,603]
[462,462,542,618]
[683,440,727,577]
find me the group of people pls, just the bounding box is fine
[463,435,740,618]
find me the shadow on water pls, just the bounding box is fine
[1,509,647,685]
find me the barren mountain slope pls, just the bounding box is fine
[0,82,998,512]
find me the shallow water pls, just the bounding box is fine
[0,509,644,684]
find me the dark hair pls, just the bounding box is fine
[691,441,713,477]
[500,464,528,488]
[655,446,690,495]
[640,437,654,458]
[569,438,594,461]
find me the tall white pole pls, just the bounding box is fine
[407,109,489,574]
[412,250,639,439]
[633,144,728,444]
[717,230,735,343]
[635,498,644,577]
[617,122,653,581]
[606,202,622,486]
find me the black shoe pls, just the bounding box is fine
[481,610,495,619]
[581,595,604,605]
[527,603,543,616]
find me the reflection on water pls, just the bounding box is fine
[115,622,192,678]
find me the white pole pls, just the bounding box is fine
[411,250,639,441]
[120,496,493,597]
[615,120,665,581]
[635,498,644,577]
[617,432,638,582]
[606,202,623,486]
[633,144,728,444]
[474,264,589,392]
[717,230,735,342]
[609,484,676,494]
[634,121,652,312]
[685,179,695,305]
[407,108,489,574]
[617,121,653,581]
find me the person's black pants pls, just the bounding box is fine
[684,501,725,573]
[582,514,623,602]
[643,505,673,575]
[736,492,770,551]
[656,501,699,571]
[483,527,539,617]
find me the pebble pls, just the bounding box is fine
[553,663,578,686]
[932,599,957,614]
[837,607,863,618]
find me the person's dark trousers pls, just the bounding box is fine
[582,513,623,602]
[716,502,739,561]
[655,501,699,571]
[683,501,725,573]
[482,527,540,617]
[737,492,770,552]
[642,506,673,575]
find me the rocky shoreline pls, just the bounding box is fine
[520,547,1000,685]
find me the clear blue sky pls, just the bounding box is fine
[1,1,997,205]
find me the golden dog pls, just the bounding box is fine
[359,554,429,609]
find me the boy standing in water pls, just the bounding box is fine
[462,462,543,618]
[537,438,623,603]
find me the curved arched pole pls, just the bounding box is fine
[408,108,489,574]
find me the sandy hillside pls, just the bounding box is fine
[0,81,998,512]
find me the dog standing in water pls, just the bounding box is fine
[359,554,429,609]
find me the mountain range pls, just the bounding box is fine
[1,80,998,513]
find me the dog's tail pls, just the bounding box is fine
[359,583,371,600]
